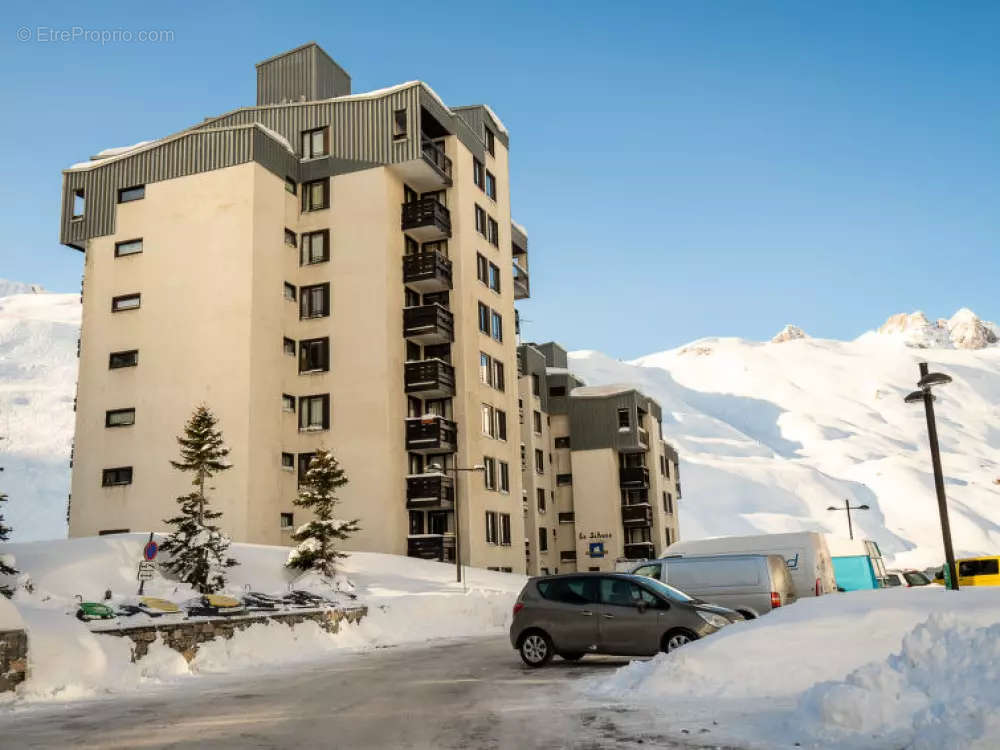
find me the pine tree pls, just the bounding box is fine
[160,405,238,594]
[0,491,17,577]
[287,449,360,578]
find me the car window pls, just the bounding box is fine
[903,571,930,586]
[640,576,695,603]
[537,577,598,605]
[600,578,659,608]
[959,559,999,577]
[886,574,901,587]
[632,563,661,579]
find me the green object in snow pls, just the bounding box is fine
[77,601,116,621]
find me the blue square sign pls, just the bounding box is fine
[589,542,605,558]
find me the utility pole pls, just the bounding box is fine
[826,499,869,540]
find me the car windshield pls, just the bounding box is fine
[903,571,930,586]
[637,576,695,603]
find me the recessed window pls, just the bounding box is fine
[664,492,673,514]
[284,282,297,301]
[618,408,631,429]
[473,158,484,189]
[533,411,542,435]
[111,293,140,312]
[490,310,503,342]
[102,466,133,487]
[485,510,498,544]
[301,179,329,211]
[300,283,330,319]
[478,302,490,334]
[531,373,540,397]
[549,386,566,398]
[282,393,295,412]
[487,217,499,247]
[538,527,548,552]
[114,238,143,257]
[557,473,573,486]
[476,253,488,285]
[283,337,296,356]
[534,449,544,475]
[301,127,328,159]
[300,230,329,265]
[105,408,135,427]
[72,189,85,219]
[299,337,330,373]
[285,176,297,194]
[118,185,145,203]
[483,457,497,490]
[284,228,297,247]
[393,109,408,139]
[483,126,496,156]
[492,360,504,392]
[537,488,546,512]
[475,205,486,237]
[482,403,496,438]
[297,453,315,484]
[496,410,507,441]
[485,171,497,201]
[479,352,492,385]
[499,461,510,493]
[499,512,511,545]
[108,349,138,369]
[554,436,570,449]
[488,262,501,293]
[299,394,330,431]
[281,452,294,470]
[281,512,294,529]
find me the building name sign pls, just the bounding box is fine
[579,531,612,540]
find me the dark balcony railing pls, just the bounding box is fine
[408,534,454,561]
[406,473,455,509]
[403,303,454,345]
[401,197,451,239]
[404,359,456,399]
[403,250,452,291]
[421,139,452,183]
[621,504,652,526]
[623,541,656,560]
[405,416,457,454]
[513,261,530,300]
[558,512,575,524]
[619,466,650,488]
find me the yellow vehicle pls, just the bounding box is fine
[956,557,1000,587]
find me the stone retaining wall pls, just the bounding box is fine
[0,629,28,692]
[95,606,367,662]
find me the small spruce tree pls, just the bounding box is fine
[0,491,17,577]
[287,449,360,577]
[160,405,238,594]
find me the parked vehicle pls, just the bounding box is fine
[827,537,889,590]
[509,572,743,667]
[630,554,795,619]
[885,569,932,587]
[957,557,1000,587]
[664,532,838,599]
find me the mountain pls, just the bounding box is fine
[570,311,1000,568]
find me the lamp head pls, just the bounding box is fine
[858,504,870,510]
[472,464,486,471]
[826,506,838,511]
[904,390,928,404]
[918,372,952,389]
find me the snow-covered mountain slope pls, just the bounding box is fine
[570,311,1000,568]
[0,284,79,541]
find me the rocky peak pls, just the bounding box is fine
[771,325,808,343]
[877,309,998,349]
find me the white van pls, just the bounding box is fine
[664,532,838,598]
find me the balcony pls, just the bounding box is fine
[637,426,649,449]
[403,304,454,345]
[623,541,655,560]
[404,359,456,399]
[403,250,452,293]
[405,415,457,454]
[407,533,455,562]
[406,473,455,510]
[619,466,650,489]
[621,504,652,526]
[421,140,452,184]
[513,260,530,300]
[389,137,453,192]
[401,197,451,241]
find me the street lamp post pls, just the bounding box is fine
[826,499,870,540]
[904,362,959,591]
[427,462,485,583]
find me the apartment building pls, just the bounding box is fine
[517,342,681,575]
[60,43,527,572]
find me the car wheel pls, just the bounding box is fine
[558,652,584,661]
[519,630,553,667]
[663,629,698,653]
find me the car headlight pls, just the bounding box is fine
[696,610,730,629]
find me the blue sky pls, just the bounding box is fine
[1,1,997,358]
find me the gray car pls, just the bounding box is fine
[509,572,743,667]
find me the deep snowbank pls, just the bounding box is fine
[589,588,1000,749]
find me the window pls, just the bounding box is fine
[301,178,329,211]
[520,443,527,470]
[488,262,501,293]
[300,283,330,319]
[101,466,133,486]
[599,579,662,609]
[476,253,489,284]
[660,454,667,476]
[282,394,295,412]
[285,176,297,194]
[117,185,145,203]
[531,373,540,397]
[627,526,652,544]
[108,350,138,369]
[549,386,566,398]
[554,436,570,449]
[533,411,542,435]
[478,302,490,334]
[111,293,140,312]
[959,559,1000,577]
[409,511,425,536]
[282,229,297,248]
[556,473,573,486]
[281,513,294,529]
[664,492,673,514]
[105,408,135,427]
[283,337,296,356]
[665,527,673,546]
[484,125,496,156]
[538,527,548,552]
[492,360,505,392]
[490,311,503,342]
[482,404,496,438]
[484,457,496,490]
[393,109,408,139]
[487,217,499,247]
[301,127,328,158]
[72,189,85,218]
[281,453,294,470]
[114,238,143,257]
[485,511,499,544]
[496,410,507,441]
[485,171,496,200]
[299,337,329,373]
[283,282,297,301]
[300,230,329,265]
[299,394,330,431]
[480,352,492,385]
[297,453,315,484]
[475,205,487,237]
[534,449,544,475]
[558,512,575,523]
[618,408,631,429]
[536,488,546,512]
[473,158,484,189]
[499,513,511,545]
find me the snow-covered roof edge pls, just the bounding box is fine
[511,219,528,237]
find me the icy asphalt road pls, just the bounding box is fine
[0,635,731,749]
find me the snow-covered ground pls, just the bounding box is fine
[569,309,1000,568]
[1,533,523,703]
[587,587,1000,749]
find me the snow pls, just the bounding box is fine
[571,384,643,399]
[481,104,509,136]
[94,140,153,158]
[254,123,293,154]
[0,596,24,630]
[872,309,998,350]
[511,219,528,237]
[0,280,45,297]
[588,587,1000,749]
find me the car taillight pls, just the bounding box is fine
[513,602,524,616]
[815,578,821,596]
[770,591,782,608]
